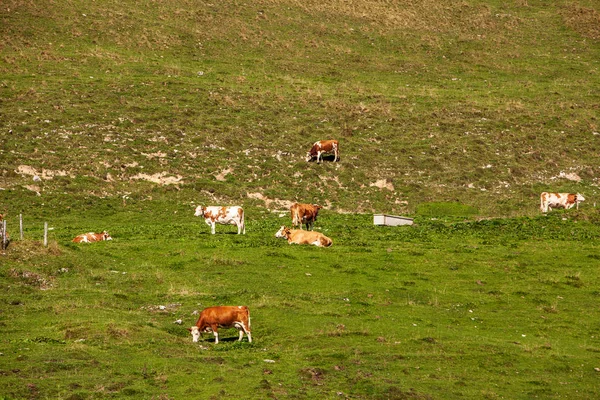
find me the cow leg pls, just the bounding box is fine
[334,146,339,162]
[211,222,216,235]
[316,151,322,164]
[237,222,245,235]
[210,324,219,343]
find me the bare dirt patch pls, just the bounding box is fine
[370,179,394,191]
[215,168,233,182]
[15,165,73,180]
[130,172,183,185]
[16,165,38,176]
[247,192,295,209]
[24,185,41,194]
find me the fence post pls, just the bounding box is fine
[1,220,5,250]
[20,213,23,240]
[44,222,48,247]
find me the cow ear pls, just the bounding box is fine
[187,327,192,332]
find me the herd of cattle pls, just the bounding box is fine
[63,140,588,344]
[71,190,587,245]
[186,193,587,344]
[194,203,332,247]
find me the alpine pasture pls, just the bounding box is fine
[1,0,600,398]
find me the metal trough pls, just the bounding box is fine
[373,214,414,226]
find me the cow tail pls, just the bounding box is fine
[243,306,251,329]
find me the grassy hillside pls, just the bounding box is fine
[1,208,600,399]
[1,0,599,216]
[1,2,600,398]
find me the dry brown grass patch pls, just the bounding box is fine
[2,239,62,261]
[562,5,600,40]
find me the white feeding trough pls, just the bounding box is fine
[373,214,414,226]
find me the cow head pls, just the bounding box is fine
[188,326,201,342]
[102,231,112,241]
[576,193,585,203]
[275,226,290,239]
[194,206,205,217]
[305,152,314,162]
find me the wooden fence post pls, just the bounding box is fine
[1,220,5,250]
[44,222,48,247]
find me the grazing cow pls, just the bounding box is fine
[290,203,322,230]
[194,206,245,235]
[275,226,332,247]
[188,306,252,344]
[72,231,112,243]
[540,192,585,213]
[305,140,339,163]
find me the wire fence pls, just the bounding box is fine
[1,214,49,250]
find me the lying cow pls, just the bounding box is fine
[188,306,252,344]
[275,225,332,247]
[194,205,245,234]
[305,139,339,163]
[72,231,112,243]
[290,203,322,230]
[540,192,585,213]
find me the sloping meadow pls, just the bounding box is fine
[1,204,599,398]
[1,0,600,398]
[1,0,599,215]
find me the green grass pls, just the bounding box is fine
[1,0,600,398]
[1,205,600,399]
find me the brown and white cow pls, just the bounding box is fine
[72,231,112,243]
[188,306,252,344]
[540,192,585,213]
[275,226,332,247]
[290,203,322,231]
[194,206,245,234]
[305,140,339,163]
